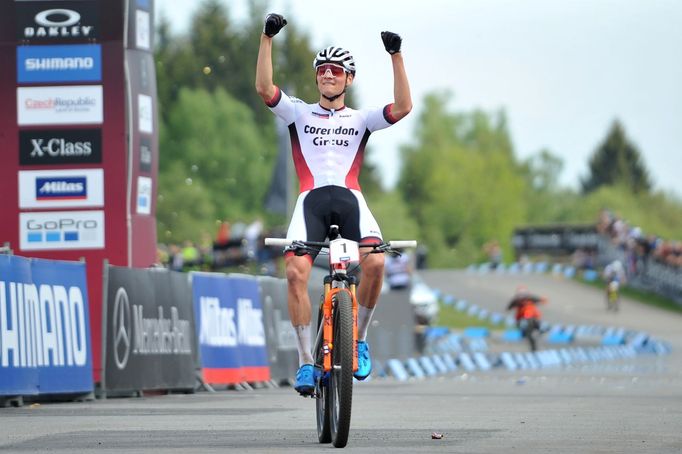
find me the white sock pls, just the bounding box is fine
[357,304,376,341]
[294,324,314,366]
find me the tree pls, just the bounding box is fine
[398,92,526,266]
[581,120,652,194]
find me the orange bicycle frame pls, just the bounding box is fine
[321,282,358,372]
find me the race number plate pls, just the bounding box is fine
[329,238,360,265]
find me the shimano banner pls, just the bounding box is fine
[0,255,93,396]
[103,266,197,392]
[192,273,270,385]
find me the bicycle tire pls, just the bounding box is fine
[315,299,332,444]
[330,289,354,448]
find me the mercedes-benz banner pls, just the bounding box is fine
[191,273,270,385]
[0,255,93,396]
[103,266,197,392]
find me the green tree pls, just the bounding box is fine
[398,92,526,266]
[158,87,276,242]
[581,120,652,194]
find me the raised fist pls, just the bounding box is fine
[264,13,287,37]
[381,31,402,54]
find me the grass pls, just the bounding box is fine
[435,301,503,330]
[579,277,682,314]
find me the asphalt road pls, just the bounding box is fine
[1,269,681,453]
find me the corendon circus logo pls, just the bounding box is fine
[303,124,360,147]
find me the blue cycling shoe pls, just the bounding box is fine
[294,364,319,396]
[354,341,372,380]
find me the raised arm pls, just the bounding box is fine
[255,14,287,103]
[381,31,412,121]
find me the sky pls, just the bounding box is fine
[156,0,682,197]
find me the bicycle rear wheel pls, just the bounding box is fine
[315,301,332,444]
[330,289,354,448]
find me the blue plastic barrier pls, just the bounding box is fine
[385,359,409,381]
[463,326,490,338]
[502,329,522,342]
[458,353,477,372]
[405,358,426,378]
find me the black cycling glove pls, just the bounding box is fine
[263,13,287,37]
[381,31,402,54]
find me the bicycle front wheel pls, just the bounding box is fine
[330,289,354,448]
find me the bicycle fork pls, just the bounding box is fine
[320,280,359,373]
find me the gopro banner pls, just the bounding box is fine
[103,266,197,392]
[192,273,270,385]
[0,255,93,396]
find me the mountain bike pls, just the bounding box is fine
[265,226,416,448]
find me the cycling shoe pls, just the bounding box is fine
[354,341,372,380]
[294,364,315,395]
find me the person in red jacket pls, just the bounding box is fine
[507,285,546,351]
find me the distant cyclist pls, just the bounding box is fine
[602,259,626,311]
[507,285,546,352]
[255,14,412,394]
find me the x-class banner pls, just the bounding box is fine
[16,1,99,42]
[19,169,104,209]
[19,129,102,165]
[17,44,102,83]
[0,255,93,396]
[19,210,105,251]
[17,85,103,126]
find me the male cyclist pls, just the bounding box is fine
[255,13,412,395]
[506,285,546,352]
[602,259,626,311]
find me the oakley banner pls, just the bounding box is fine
[192,273,270,385]
[16,1,100,42]
[103,266,197,392]
[0,255,93,396]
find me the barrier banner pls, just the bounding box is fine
[103,266,196,392]
[0,255,93,396]
[259,276,298,383]
[192,273,270,385]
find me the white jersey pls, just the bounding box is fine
[266,86,398,192]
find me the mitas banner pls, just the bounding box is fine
[191,273,270,385]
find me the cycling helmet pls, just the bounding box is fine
[313,46,356,75]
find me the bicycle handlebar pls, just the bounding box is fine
[264,238,417,249]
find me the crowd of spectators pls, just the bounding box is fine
[156,219,285,276]
[597,209,682,272]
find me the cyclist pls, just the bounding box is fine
[255,14,412,395]
[506,285,546,352]
[602,259,626,311]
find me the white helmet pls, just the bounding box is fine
[313,46,356,75]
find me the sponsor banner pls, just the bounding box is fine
[19,128,102,165]
[138,93,152,133]
[258,276,298,383]
[0,254,93,396]
[136,176,151,215]
[17,85,103,126]
[19,168,104,209]
[19,210,105,251]
[103,266,197,392]
[139,136,152,172]
[17,44,102,83]
[135,10,150,50]
[192,273,270,385]
[16,1,99,42]
[513,224,599,256]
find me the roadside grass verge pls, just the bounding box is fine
[578,277,682,314]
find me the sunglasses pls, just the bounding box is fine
[316,64,347,77]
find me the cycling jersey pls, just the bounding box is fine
[266,86,398,192]
[265,86,400,248]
